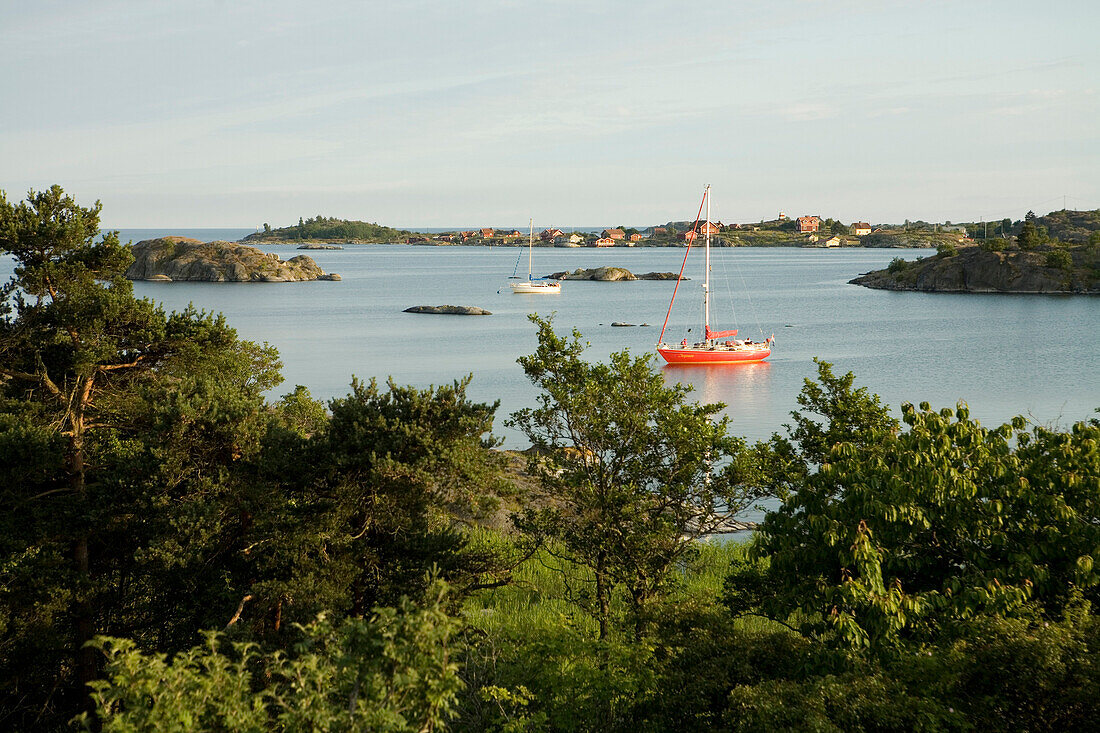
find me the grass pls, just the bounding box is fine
[462,528,781,638]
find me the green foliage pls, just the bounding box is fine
[887,257,909,274]
[784,358,899,467]
[936,241,958,257]
[241,375,512,639]
[734,363,1100,653]
[271,385,329,438]
[458,624,655,732]
[1018,220,1042,250]
[247,217,410,243]
[0,186,284,726]
[1030,208,1100,244]
[980,238,1006,252]
[84,581,463,732]
[1046,248,1074,270]
[508,315,770,639]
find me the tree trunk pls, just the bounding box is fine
[68,377,97,716]
[595,551,609,641]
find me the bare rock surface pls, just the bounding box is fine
[547,267,685,281]
[126,237,338,282]
[404,305,492,315]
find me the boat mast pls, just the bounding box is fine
[703,184,711,340]
[528,218,534,280]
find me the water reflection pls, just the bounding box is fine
[662,361,773,409]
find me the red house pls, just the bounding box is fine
[602,228,625,240]
[592,237,615,247]
[480,228,495,238]
[796,216,820,233]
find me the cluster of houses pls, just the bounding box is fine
[409,216,878,247]
[794,216,870,236]
[425,227,648,247]
[793,216,873,247]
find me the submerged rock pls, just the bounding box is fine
[404,305,492,315]
[126,237,339,282]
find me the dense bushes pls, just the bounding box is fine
[4,187,1099,731]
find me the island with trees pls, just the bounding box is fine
[243,215,411,244]
[2,186,1099,731]
[851,214,1100,294]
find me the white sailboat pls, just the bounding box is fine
[510,219,561,294]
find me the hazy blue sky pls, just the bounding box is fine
[2,0,1097,228]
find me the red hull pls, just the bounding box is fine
[657,345,771,365]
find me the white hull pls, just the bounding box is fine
[510,281,561,294]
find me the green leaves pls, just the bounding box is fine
[740,363,1100,652]
[510,315,771,639]
[84,581,463,733]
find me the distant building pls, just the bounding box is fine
[797,216,820,233]
[602,228,626,240]
[823,236,842,247]
[682,231,697,242]
[480,228,495,238]
[653,227,668,235]
[540,228,564,241]
[851,222,871,236]
[629,233,643,242]
[699,221,722,236]
[568,233,584,245]
[593,237,615,247]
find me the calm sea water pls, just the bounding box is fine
[3,237,1098,448]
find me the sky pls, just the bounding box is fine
[1,0,1097,228]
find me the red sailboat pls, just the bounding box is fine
[657,186,774,365]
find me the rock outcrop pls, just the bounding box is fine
[547,267,685,281]
[126,237,339,282]
[850,245,1100,294]
[297,244,344,250]
[404,305,492,315]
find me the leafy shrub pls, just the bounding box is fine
[83,583,464,732]
[936,242,958,257]
[1045,249,1073,270]
[887,257,909,274]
